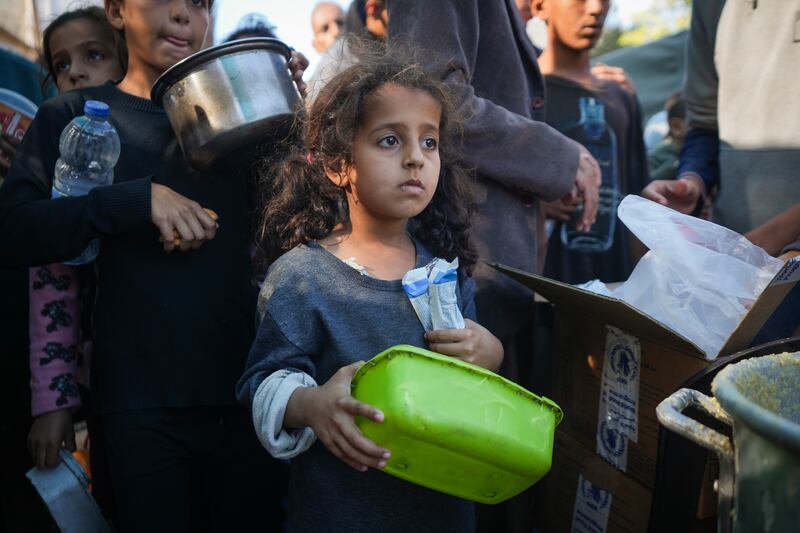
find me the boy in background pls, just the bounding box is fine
[531,0,649,284]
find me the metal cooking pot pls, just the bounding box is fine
[26,449,111,532]
[656,352,800,533]
[151,38,300,170]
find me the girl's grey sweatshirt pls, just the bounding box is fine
[237,241,476,533]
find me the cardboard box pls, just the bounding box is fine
[494,258,800,490]
[536,429,652,533]
[551,311,708,487]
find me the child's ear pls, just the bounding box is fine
[530,0,548,22]
[105,0,125,32]
[324,161,351,189]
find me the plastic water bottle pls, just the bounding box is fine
[560,97,618,253]
[52,100,120,265]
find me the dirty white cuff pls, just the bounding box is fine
[252,369,317,459]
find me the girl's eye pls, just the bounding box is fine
[87,50,104,61]
[55,60,70,73]
[423,137,438,150]
[190,0,206,6]
[378,135,399,147]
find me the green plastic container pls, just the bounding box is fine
[351,345,563,504]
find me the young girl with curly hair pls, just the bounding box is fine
[237,44,503,532]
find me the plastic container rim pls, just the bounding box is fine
[351,344,564,426]
[150,37,293,104]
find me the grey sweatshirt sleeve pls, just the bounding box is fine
[236,309,318,406]
[237,253,327,457]
[387,0,578,201]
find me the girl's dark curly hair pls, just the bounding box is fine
[41,6,127,96]
[257,38,477,273]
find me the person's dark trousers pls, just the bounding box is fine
[79,398,118,526]
[102,405,288,533]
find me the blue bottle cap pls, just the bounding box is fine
[84,100,109,118]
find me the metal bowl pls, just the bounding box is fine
[151,38,300,170]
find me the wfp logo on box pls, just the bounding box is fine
[609,343,638,384]
[579,478,611,512]
[599,420,627,458]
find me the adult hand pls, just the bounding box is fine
[642,176,704,214]
[542,197,578,222]
[426,319,504,372]
[28,410,76,469]
[0,133,21,179]
[151,183,218,252]
[565,145,601,232]
[591,64,636,96]
[287,362,390,472]
[289,51,309,97]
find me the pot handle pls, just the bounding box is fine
[655,388,734,458]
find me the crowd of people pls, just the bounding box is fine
[0,0,797,532]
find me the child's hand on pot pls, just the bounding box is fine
[284,361,391,472]
[289,51,309,97]
[426,319,504,372]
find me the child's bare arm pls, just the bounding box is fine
[284,361,391,472]
[426,319,504,372]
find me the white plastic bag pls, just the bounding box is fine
[588,196,784,359]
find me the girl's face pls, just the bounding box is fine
[49,18,123,93]
[108,0,209,74]
[333,83,442,223]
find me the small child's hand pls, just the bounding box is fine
[28,409,76,469]
[286,361,390,472]
[151,183,218,252]
[426,319,504,372]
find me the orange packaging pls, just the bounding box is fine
[0,100,34,141]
